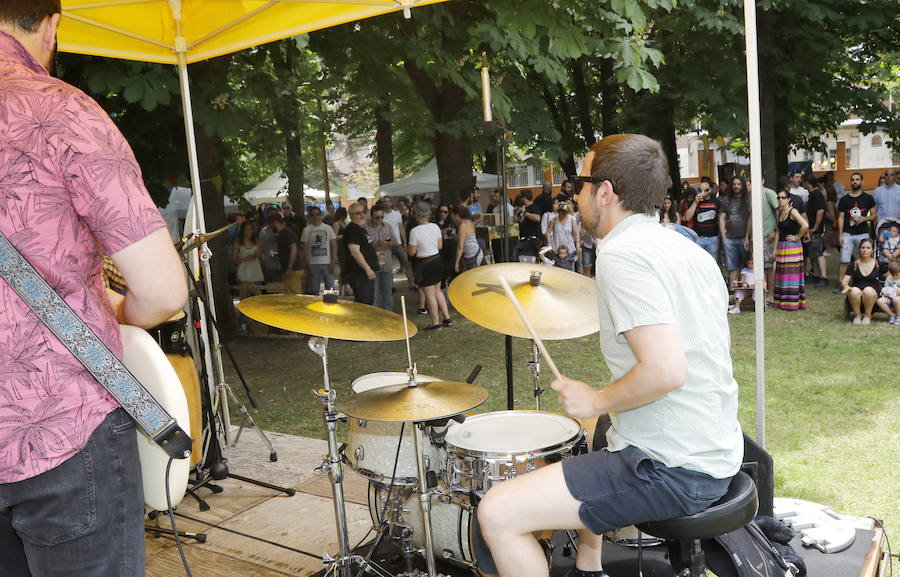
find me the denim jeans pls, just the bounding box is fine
[723,237,747,271]
[0,408,145,577]
[307,263,335,293]
[697,236,720,264]
[373,271,393,311]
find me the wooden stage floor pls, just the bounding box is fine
[145,428,373,577]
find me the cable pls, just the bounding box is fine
[869,517,892,577]
[172,512,321,558]
[166,457,194,577]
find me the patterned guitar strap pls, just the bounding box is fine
[0,232,192,460]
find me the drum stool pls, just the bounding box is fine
[635,471,758,577]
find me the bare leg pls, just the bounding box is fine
[848,287,862,317]
[893,299,900,316]
[575,529,605,571]
[424,284,439,325]
[862,287,878,317]
[817,256,827,279]
[418,286,425,310]
[434,284,451,321]
[876,296,894,316]
[838,262,849,282]
[583,264,592,277]
[728,269,739,287]
[765,266,774,303]
[478,464,589,577]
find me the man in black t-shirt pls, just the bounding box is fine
[514,189,543,262]
[684,181,720,263]
[805,177,828,286]
[835,172,877,292]
[342,202,378,304]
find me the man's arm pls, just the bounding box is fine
[550,323,687,419]
[348,243,376,279]
[301,241,311,268]
[718,210,727,239]
[110,228,188,328]
[684,200,698,221]
[812,207,824,232]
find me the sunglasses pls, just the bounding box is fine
[570,175,611,186]
[777,195,789,199]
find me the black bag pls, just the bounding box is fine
[701,521,798,577]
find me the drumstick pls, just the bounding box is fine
[497,276,563,381]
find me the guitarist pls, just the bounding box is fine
[0,3,187,576]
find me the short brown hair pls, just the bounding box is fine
[588,134,668,216]
[0,0,60,33]
[888,260,900,275]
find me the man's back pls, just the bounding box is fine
[874,183,900,220]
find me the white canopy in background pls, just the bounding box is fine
[242,170,328,205]
[379,158,499,197]
[159,186,239,243]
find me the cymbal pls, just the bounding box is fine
[341,380,488,422]
[448,263,599,340]
[237,294,417,341]
[177,222,237,253]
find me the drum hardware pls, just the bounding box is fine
[176,221,237,254]
[528,342,545,410]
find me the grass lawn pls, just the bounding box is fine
[222,256,899,543]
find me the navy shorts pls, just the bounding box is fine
[562,445,731,535]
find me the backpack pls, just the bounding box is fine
[699,521,798,577]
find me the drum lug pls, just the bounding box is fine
[504,461,517,479]
[357,418,367,428]
[526,457,536,473]
[448,461,461,487]
[354,446,365,462]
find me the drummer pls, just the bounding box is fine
[477,134,743,577]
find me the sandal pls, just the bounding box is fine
[424,324,441,331]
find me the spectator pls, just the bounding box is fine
[744,181,778,305]
[877,260,900,324]
[342,202,378,304]
[366,205,397,311]
[300,206,337,294]
[451,205,483,273]
[841,238,881,324]
[546,201,580,270]
[717,180,730,198]
[729,256,757,314]
[333,206,349,295]
[489,188,515,220]
[579,211,597,277]
[554,245,573,270]
[805,176,828,287]
[685,181,720,262]
[659,194,681,224]
[232,221,266,286]
[323,200,336,226]
[380,195,417,290]
[789,168,809,203]
[773,190,809,310]
[824,180,839,252]
[396,197,409,220]
[408,201,452,330]
[874,168,900,220]
[257,214,282,283]
[534,181,555,214]
[460,188,483,225]
[541,196,559,236]
[515,189,543,262]
[269,212,300,286]
[879,222,900,269]
[824,171,845,201]
[679,187,696,228]
[719,176,750,286]
[358,197,370,219]
[835,172,878,293]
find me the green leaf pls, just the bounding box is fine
[123,79,144,104]
[625,0,647,32]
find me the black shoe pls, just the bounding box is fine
[424,324,441,331]
[442,318,453,327]
[832,286,843,294]
[814,277,828,287]
[417,307,428,315]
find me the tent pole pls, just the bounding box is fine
[174,7,232,444]
[743,0,765,448]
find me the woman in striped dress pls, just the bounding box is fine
[773,190,809,310]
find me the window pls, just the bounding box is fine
[872,134,883,147]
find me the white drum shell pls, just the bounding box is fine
[347,419,443,485]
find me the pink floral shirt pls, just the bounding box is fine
[0,32,166,483]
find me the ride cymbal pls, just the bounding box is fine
[238,294,417,341]
[448,263,599,340]
[340,380,488,422]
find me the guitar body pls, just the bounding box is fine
[119,325,191,511]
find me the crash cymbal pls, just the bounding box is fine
[448,263,599,340]
[340,380,488,422]
[238,294,417,341]
[177,222,238,253]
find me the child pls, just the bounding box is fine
[876,260,900,324]
[879,223,900,267]
[729,257,756,314]
[554,245,574,270]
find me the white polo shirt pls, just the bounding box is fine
[595,213,743,479]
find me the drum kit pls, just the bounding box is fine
[237,263,606,577]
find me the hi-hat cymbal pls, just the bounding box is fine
[448,263,599,340]
[340,380,488,422]
[238,294,417,341]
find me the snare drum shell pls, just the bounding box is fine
[346,419,442,485]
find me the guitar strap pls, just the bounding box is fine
[0,231,192,460]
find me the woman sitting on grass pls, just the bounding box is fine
[841,238,882,325]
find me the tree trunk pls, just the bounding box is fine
[269,42,305,212]
[189,58,235,337]
[642,92,679,197]
[375,101,395,185]
[757,6,778,188]
[404,60,474,205]
[572,56,595,147]
[600,58,619,136]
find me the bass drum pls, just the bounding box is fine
[368,483,497,576]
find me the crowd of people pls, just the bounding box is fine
[673,167,900,324]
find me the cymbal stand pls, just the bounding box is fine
[309,336,393,577]
[528,341,544,410]
[400,297,439,577]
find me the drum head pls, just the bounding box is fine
[445,410,580,454]
[351,372,440,393]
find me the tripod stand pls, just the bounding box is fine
[182,260,295,510]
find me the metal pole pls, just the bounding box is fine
[414,423,437,577]
[173,7,231,442]
[505,335,514,410]
[743,0,766,448]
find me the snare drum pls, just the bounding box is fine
[346,372,443,485]
[444,410,584,494]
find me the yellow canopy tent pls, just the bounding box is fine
[56,0,447,446]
